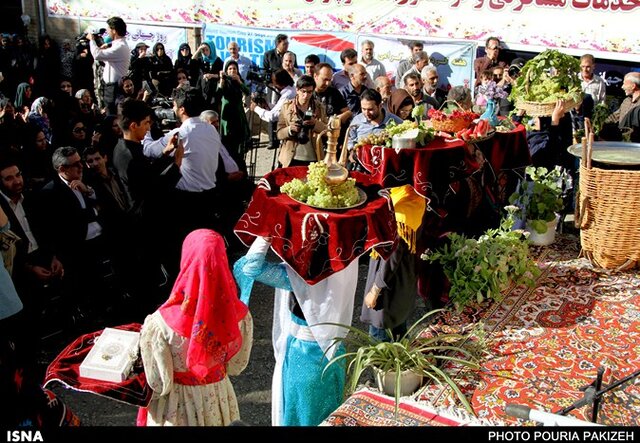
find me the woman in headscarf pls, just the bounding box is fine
[387,89,415,121]
[14,82,32,114]
[173,43,200,86]
[27,97,52,143]
[218,60,251,166]
[193,42,224,109]
[149,42,174,97]
[138,229,253,426]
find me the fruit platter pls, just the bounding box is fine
[280,161,365,209]
[426,108,478,134]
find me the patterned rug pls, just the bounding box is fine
[320,388,485,426]
[416,233,640,425]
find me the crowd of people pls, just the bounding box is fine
[0,16,639,429]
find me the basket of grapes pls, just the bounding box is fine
[511,49,583,117]
[427,107,476,134]
[280,161,366,210]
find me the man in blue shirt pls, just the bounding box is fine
[347,89,402,150]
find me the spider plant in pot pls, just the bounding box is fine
[509,166,569,246]
[322,309,485,417]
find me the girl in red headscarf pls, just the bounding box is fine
[137,229,253,426]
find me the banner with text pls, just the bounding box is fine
[83,20,187,60]
[203,24,355,70]
[357,35,475,89]
[47,0,640,61]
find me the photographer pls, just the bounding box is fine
[496,57,525,117]
[250,68,296,125]
[89,16,130,114]
[276,75,327,167]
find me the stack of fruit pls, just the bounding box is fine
[455,119,492,142]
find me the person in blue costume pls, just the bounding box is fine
[234,236,358,426]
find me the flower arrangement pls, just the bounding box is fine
[476,81,508,103]
[422,207,540,311]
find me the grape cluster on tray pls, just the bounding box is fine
[280,162,360,209]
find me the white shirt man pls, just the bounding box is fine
[360,40,386,82]
[224,41,254,81]
[579,54,606,106]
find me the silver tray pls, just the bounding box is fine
[567,142,640,166]
[289,187,367,211]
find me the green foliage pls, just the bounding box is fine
[509,166,568,233]
[322,309,485,417]
[423,208,541,311]
[592,103,612,136]
[509,50,582,104]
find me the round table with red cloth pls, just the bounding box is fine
[356,125,530,209]
[475,123,531,206]
[43,323,152,407]
[234,166,397,285]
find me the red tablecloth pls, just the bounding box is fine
[43,323,152,407]
[356,137,471,200]
[234,167,397,285]
[475,123,531,206]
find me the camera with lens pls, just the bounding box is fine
[77,27,107,47]
[246,66,270,85]
[296,108,314,144]
[508,66,521,78]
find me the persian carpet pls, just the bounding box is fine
[417,234,640,425]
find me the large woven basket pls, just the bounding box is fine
[516,97,581,117]
[429,117,470,133]
[575,142,640,270]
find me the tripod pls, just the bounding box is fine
[506,366,640,425]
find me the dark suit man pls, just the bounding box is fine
[0,160,63,331]
[31,146,108,318]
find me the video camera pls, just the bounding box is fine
[76,27,107,47]
[247,67,274,108]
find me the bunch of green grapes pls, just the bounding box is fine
[281,162,360,208]
[385,120,418,138]
[354,130,389,149]
[280,178,313,201]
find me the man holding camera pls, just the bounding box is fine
[89,17,130,114]
[276,75,327,168]
[474,36,507,87]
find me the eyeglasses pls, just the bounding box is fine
[65,161,83,168]
[73,127,86,133]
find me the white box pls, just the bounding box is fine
[79,328,141,383]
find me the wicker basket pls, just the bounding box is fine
[429,117,470,133]
[575,141,640,270]
[516,97,581,117]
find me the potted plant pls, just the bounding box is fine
[423,207,541,311]
[509,166,568,246]
[323,309,485,417]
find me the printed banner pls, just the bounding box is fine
[203,24,356,70]
[83,20,187,60]
[356,35,475,89]
[47,0,640,61]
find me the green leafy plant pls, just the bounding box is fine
[423,207,540,310]
[509,166,568,234]
[509,50,582,105]
[322,309,485,417]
